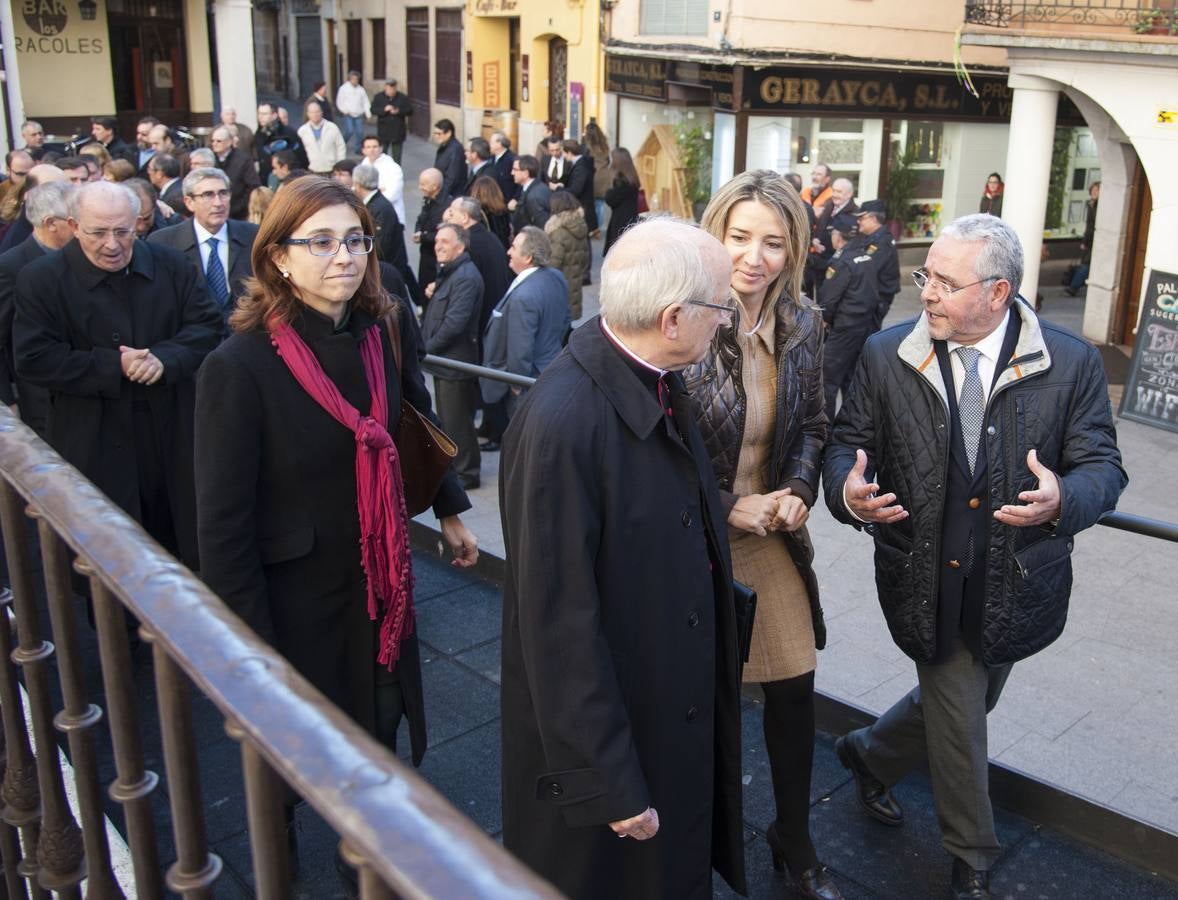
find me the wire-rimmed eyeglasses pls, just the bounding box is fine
[687,298,737,314]
[282,235,375,256]
[912,268,1000,296]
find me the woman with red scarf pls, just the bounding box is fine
[979,172,1004,217]
[194,176,478,767]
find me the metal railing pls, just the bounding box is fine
[0,408,559,898]
[965,0,1178,34]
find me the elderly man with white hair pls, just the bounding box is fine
[0,180,76,434]
[499,216,748,900]
[209,124,260,221]
[13,180,222,566]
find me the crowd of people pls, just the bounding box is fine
[0,99,1129,900]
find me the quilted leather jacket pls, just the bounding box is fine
[684,297,829,648]
[823,299,1127,665]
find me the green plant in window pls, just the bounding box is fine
[1044,127,1072,231]
[885,145,919,226]
[675,123,713,210]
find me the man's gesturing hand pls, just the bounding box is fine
[844,449,908,524]
[994,449,1061,527]
[609,807,659,840]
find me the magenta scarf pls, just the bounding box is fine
[269,320,415,668]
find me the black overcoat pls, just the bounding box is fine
[194,302,470,763]
[374,90,412,145]
[0,235,50,431]
[13,240,221,565]
[499,318,747,899]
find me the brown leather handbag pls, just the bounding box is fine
[383,308,458,516]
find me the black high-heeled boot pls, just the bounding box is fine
[766,822,844,900]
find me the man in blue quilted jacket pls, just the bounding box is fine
[823,213,1126,900]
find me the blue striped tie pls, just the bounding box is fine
[206,236,229,309]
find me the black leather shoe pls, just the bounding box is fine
[835,735,904,826]
[458,475,481,490]
[950,858,991,900]
[765,824,844,899]
[479,440,500,452]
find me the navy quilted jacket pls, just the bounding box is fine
[823,298,1127,665]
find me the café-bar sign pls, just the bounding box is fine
[606,56,736,110]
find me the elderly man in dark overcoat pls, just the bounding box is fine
[14,181,221,566]
[823,214,1126,900]
[499,216,747,899]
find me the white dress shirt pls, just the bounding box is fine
[193,219,230,275]
[546,155,564,182]
[946,309,1010,405]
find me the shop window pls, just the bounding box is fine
[820,118,863,133]
[435,9,463,106]
[640,0,708,36]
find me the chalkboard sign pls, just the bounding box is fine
[1120,269,1178,433]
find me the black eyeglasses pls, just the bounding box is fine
[687,298,737,314]
[282,235,375,256]
[912,268,1000,296]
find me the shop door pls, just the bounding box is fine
[406,8,432,139]
[295,15,324,98]
[109,10,189,134]
[346,20,363,75]
[548,38,567,127]
[509,18,520,111]
[1115,158,1151,346]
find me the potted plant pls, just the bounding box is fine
[675,124,713,221]
[885,147,918,240]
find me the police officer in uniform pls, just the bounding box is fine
[854,199,902,331]
[819,212,880,420]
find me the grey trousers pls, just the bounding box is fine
[433,376,481,482]
[845,636,1012,871]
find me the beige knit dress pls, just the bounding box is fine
[729,302,817,684]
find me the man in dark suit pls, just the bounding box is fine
[433,119,468,202]
[0,181,76,437]
[543,136,568,188]
[498,217,746,899]
[508,155,550,232]
[256,102,306,185]
[413,168,450,299]
[14,180,222,567]
[211,125,261,221]
[464,137,494,194]
[147,126,191,176]
[374,79,412,164]
[559,139,598,233]
[353,163,419,304]
[443,196,512,339]
[480,226,569,419]
[90,116,136,165]
[824,214,1126,900]
[148,167,259,334]
[148,153,186,215]
[489,131,518,202]
[421,224,484,489]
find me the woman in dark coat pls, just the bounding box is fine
[685,170,838,899]
[470,175,512,250]
[603,147,641,256]
[979,172,1003,217]
[194,177,478,767]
